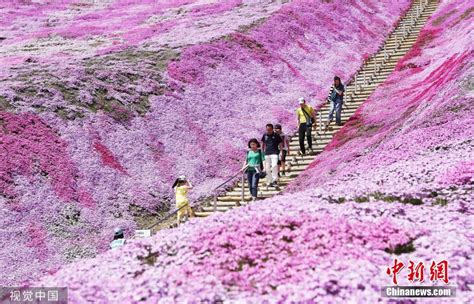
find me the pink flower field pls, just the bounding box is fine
[1,0,412,286]
[1,0,473,302]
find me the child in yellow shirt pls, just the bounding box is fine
[172,175,194,226]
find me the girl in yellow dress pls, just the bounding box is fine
[172,175,194,226]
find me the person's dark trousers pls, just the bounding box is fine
[247,170,260,197]
[298,123,313,154]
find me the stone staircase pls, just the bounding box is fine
[193,0,439,217]
[190,0,439,218]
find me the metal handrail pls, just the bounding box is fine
[211,169,246,211]
[145,169,244,231]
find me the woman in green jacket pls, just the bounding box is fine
[241,138,266,201]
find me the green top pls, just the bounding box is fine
[246,150,265,171]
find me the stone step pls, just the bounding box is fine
[356,61,401,70]
[225,188,282,196]
[236,179,292,188]
[318,109,357,116]
[195,211,215,217]
[201,200,250,208]
[202,206,236,212]
[287,149,324,156]
[217,195,273,202]
[363,67,398,75]
[313,105,360,113]
[236,176,293,183]
[389,24,426,35]
[285,152,320,159]
[385,37,419,45]
[354,69,396,79]
[289,139,335,148]
[288,135,336,144]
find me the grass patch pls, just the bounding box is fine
[453,7,474,27]
[354,196,369,203]
[325,196,347,204]
[234,256,257,272]
[433,197,448,206]
[385,241,416,255]
[138,246,158,266]
[370,192,424,205]
[401,197,423,205]
[0,96,10,110]
[237,17,266,33]
[432,9,458,26]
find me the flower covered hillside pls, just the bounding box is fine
[37,0,473,302]
[288,0,474,200]
[0,0,409,286]
[38,199,426,302]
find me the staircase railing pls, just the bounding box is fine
[145,169,245,231]
[210,169,246,210]
[143,0,432,233]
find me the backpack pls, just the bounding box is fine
[330,87,337,102]
[330,85,344,102]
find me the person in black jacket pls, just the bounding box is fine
[261,124,282,189]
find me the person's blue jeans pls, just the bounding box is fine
[328,99,343,125]
[247,170,260,198]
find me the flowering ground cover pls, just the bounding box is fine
[36,0,474,302]
[0,0,410,286]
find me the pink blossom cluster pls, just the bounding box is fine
[1,0,409,286]
[35,0,473,302]
[37,194,472,302]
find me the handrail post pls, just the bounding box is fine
[239,173,244,206]
[213,194,217,212]
[318,111,322,133]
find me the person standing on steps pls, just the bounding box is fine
[241,138,266,201]
[327,76,345,127]
[172,175,194,226]
[110,227,125,250]
[296,97,315,155]
[274,124,290,177]
[261,123,282,189]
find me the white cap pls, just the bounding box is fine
[114,227,123,234]
[179,175,186,180]
[298,97,305,104]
